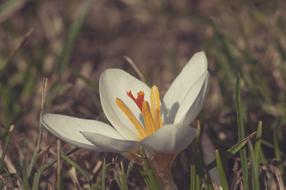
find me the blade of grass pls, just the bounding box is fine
[195,174,201,190]
[206,132,256,172]
[114,161,133,190]
[190,121,204,189]
[190,163,196,190]
[249,121,262,190]
[254,121,262,164]
[0,28,33,77]
[273,129,282,161]
[32,170,42,190]
[235,74,249,190]
[0,125,15,172]
[56,140,62,190]
[6,28,33,63]
[0,0,27,23]
[190,163,203,190]
[31,148,78,188]
[27,78,48,178]
[57,0,91,76]
[273,126,284,176]
[118,162,129,190]
[215,150,229,190]
[61,153,91,182]
[227,132,256,155]
[101,158,106,190]
[191,120,214,189]
[140,153,160,190]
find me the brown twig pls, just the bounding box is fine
[124,56,145,82]
[27,78,48,177]
[7,28,34,62]
[56,140,62,189]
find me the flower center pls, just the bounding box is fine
[116,85,162,139]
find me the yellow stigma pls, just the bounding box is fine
[116,85,163,139]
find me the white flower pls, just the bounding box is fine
[41,51,209,154]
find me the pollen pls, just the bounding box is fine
[116,85,163,139]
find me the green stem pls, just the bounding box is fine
[149,153,177,190]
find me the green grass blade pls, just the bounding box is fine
[101,159,106,190]
[190,164,196,190]
[254,121,262,163]
[56,142,62,190]
[273,130,282,161]
[61,153,91,182]
[249,121,262,190]
[248,143,256,190]
[32,171,41,190]
[141,156,160,190]
[31,148,78,188]
[57,0,91,76]
[28,78,48,178]
[189,124,204,190]
[0,125,14,172]
[215,150,229,190]
[227,132,256,155]
[195,174,201,190]
[114,161,133,190]
[206,133,256,175]
[235,74,249,190]
[0,0,26,23]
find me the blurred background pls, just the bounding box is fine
[0,0,286,189]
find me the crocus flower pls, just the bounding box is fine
[41,51,209,154]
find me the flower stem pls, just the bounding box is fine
[142,157,161,190]
[149,153,178,190]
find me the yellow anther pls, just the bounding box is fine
[116,86,163,139]
[150,85,162,129]
[155,109,162,129]
[116,98,145,138]
[142,101,156,135]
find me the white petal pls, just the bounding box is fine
[140,122,196,153]
[162,51,208,124]
[81,131,139,152]
[176,73,209,125]
[99,68,150,140]
[41,113,122,151]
